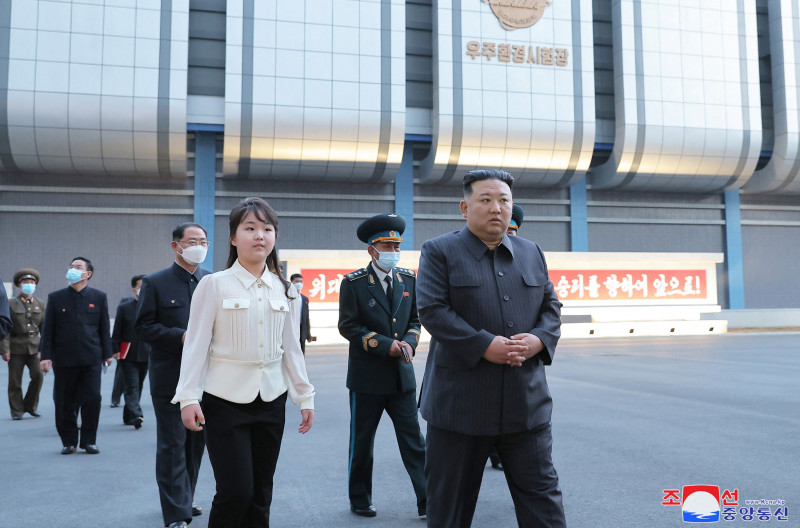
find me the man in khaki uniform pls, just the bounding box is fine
[1,269,46,420]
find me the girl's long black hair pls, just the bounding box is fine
[225,197,291,298]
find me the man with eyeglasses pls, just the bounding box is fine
[39,258,114,455]
[135,223,210,528]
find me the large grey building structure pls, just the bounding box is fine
[1,0,798,313]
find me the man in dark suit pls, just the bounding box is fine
[111,274,150,429]
[135,223,210,528]
[338,213,427,519]
[39,257,113,455]
[416,170,566,528]
[290,273,312,353]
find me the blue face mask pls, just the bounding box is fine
[66,268,85,284]
[374,249,400,271]
[20,283,36,295]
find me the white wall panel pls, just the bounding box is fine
[421,0,596,187]
[0,0,188,177]
[223,0,406,181]
[593,0,763,192]
[747,0,800,194]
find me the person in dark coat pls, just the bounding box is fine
[1,268,45,420]
[416,170,566,528]
[338,213,427,519]
[290,273,313,353]
[111,275,150,429]
[39,257,113,455]
[135,223,210,528]
[0,274,10,340]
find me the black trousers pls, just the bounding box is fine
[119,360,147,424]
[111,362,125,404]
[202,391,287,528]
[53,364,101,447]
[152,393,205,526]
[7,352,43,416]
[425,423,566,528]
[348,390,427,511]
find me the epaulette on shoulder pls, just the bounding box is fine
[346,269,368,281]
[396,267,416,278]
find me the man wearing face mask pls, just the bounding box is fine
[111,275,149,429]
[135,223,210,528]
[1,269,46,420]
[338,213,427,519]
[39,258,114,454]
[290,273,312,353]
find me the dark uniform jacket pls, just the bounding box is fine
[111,296,151,363]
[39,286,113,367]
[0,294,45,356]
[416,227,562,436]
[339,263,422,395]
[135,262,209,397]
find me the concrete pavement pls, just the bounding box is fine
[0,333,796,527]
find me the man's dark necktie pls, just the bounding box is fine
[384,276,393,302]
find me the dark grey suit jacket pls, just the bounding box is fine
[134,262,209,397]
[416,226,562,436]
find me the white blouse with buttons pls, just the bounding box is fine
[172,259,315,410]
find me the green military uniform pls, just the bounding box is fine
[1,269,45,419]
[338,214,427,517]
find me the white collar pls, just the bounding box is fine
[371,263,392,284]
[230,259,275,290]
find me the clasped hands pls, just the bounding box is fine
[483,333,543,367]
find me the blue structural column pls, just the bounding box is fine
[395,141,415,248]
[569,178,588,251]
[724,190,746,309]
[193,129,217,271]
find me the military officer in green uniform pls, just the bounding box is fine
[1,269,46,420]
[338,213,427,519]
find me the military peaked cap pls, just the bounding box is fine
[13,268,41,285]
[357,213,406,245]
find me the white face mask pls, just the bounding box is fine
[178,243,207,266]
[134,289,140,298]
[373,249,400,270]
[293,282,303,292]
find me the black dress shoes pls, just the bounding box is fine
[61,446,77,455]
[192,501,202,516]
[351,505,377,517]
[110,402,120,408]
[418,503,427,517]
[11,414,22,420]
[27,411,41,418]
[167,522,188,528]
[134,416,143,430]
[82,444,100,454]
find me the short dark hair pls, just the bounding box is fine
[463,169,514,196]
[131,274,145,288]
[290,273,302,281]
[173,222,207,242]
[71,257,94,278]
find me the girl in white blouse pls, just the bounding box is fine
[173,197,315,527]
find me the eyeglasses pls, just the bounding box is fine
[179,239,210,248]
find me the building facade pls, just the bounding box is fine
[1,0,799,312]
